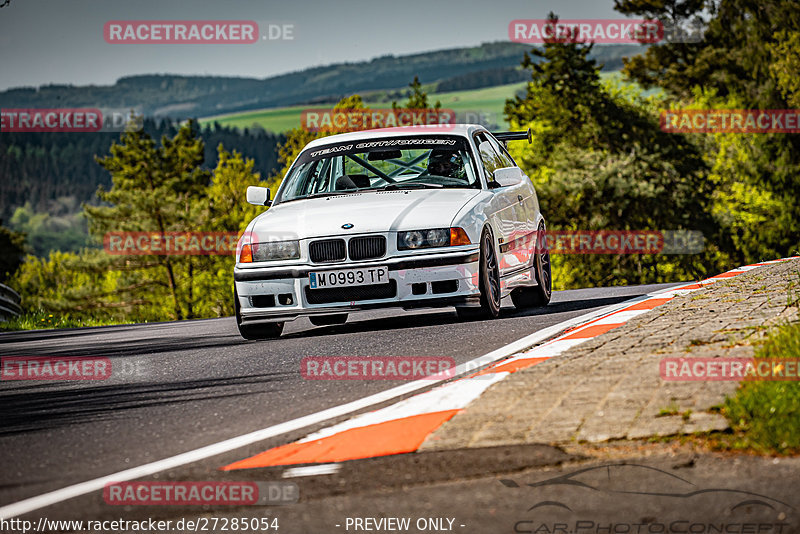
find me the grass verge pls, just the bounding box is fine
[714,320,800,455]
[0,310,135,331]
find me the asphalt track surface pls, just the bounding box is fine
[0,283,682,520]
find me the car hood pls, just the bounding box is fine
[250,189,481,240]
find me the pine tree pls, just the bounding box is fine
[85,121,211,320]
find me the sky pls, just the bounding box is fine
[0,0,622,91]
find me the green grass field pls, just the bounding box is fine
[201,104,311,133]
[199,72,649,134]
[200,82,529,133]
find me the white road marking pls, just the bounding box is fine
[592,309,649,325]
[297,373,508,443]
[282,464,342,478]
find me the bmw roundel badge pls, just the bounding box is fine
[342,223,354,229]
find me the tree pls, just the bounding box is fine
[0,220,26,283]
[196,147,273,317]
[769,30,800,108]
[275,94,367,182]
[85,121,211,320]
[616,0,800,104]
[206,146,270,233]
[393,76,442,110]
[503,20,723,288]
[13,132,269,321]
[614,0,800,259]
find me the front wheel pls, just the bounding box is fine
[238,321,284,340]
[235,289,284,340]
[456,227,501,320]
[510,221,552,310]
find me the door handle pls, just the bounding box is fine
[518,194,524,204]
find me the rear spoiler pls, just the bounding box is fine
[492,128,532,144]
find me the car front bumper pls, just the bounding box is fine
[234,248,481,323]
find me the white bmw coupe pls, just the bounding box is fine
[234,125,551,339]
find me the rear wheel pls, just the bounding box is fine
[510,221,552,310]
[456,227,501,320]
[309,313,348,326]
[235,290,284,340]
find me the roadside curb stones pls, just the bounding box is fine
[421,258,800,449]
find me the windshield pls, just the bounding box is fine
[274,136,479,203]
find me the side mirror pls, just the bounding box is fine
[246,186,271,206]
[492,167,524,188]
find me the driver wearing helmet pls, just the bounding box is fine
[426,150,464,179]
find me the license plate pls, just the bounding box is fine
[309,266,389,289]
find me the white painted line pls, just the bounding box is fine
[282,464,341,478]
[298,374,508,442]
[521,338,587,357]
[0,284,686,520]
[592,309,649,325]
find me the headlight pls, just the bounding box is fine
[397,228,470,250]
[427,228,450,247]
[249,240,300,262]
[400,230,426,249]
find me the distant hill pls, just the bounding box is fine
[0,120,285,227]
[0,42,645,119]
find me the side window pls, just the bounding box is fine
[474,133,506,177]
[487,135,516,168]
[286,161,317,197]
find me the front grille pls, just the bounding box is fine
[305,280,397,304]
[348,235,386,261]
[309,239,346,263]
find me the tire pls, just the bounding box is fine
[309,313,348,326]
[510,221,552,310]
[456,227,501,320]
[235,289,284,340]
[238,321,284,340]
